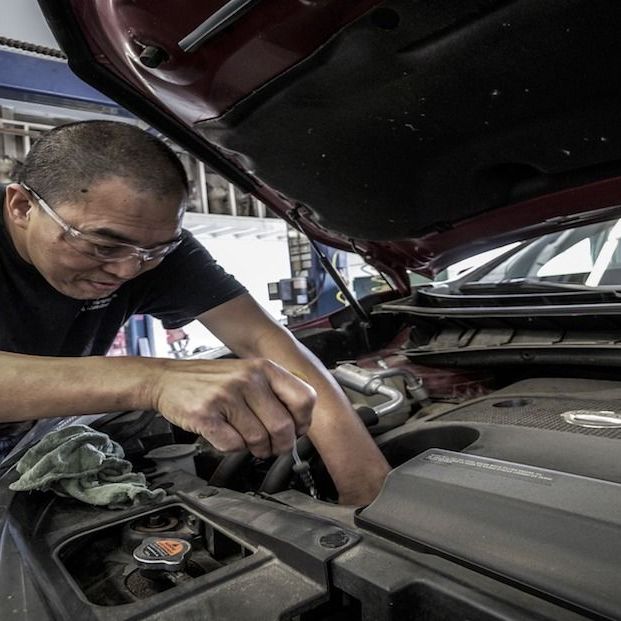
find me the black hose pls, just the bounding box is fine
[259,436,314,495]
[209,450,252,487]
[258,406,381,495]
[355,405,379,427]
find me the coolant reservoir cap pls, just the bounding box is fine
[133,536,191,571]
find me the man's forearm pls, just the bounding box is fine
[248,328,391,505]
[199,294,391,505]
[306,372,391,505]
[0,352,159,422]
[0,351,316,460]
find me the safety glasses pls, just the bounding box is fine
[20,182,182,263]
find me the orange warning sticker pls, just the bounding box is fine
[156,539,185,556]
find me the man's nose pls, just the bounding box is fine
[101,256,144,279]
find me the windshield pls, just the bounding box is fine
[463,218,621,290]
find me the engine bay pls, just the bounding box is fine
[2,308,621,620]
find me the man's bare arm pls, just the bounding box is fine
[198,293,391,506]
[0,295,389,504]
[0,349,315,457]
[0,352,155,419]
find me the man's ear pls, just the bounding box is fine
[4,184,32,230]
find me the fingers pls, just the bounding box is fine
[196,409,277,459]
[231,363,314,455]
[155,358,317,458]
[256,360,316,436]
[198,413,246,454]
[227,360,315,456]
[225,399,276,458]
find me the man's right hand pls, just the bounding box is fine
[148,358,316,458]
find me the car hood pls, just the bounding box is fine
[39,0,621,291]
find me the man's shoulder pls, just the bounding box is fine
[132,229,211,289]
[160,228,212,267]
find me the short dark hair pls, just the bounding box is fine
[15,120,188,208]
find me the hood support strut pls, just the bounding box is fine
[307,237,370,324]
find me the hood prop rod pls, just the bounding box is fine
[307,237,371,325]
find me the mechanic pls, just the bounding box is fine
[0,121,390,505]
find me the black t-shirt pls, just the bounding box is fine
[0,187,247,443]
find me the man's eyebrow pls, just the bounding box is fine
[89,227,138,244]
[88,227,180,246]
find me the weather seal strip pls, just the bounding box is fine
[178,0,261,53]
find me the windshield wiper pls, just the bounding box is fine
[459,278,600,293]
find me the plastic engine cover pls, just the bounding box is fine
[356,449,621,619]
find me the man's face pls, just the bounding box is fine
[15,177,183,300]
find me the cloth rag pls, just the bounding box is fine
[9,424,165,508]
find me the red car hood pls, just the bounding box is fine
[39,0,621,292]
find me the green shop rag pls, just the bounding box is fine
[9,424,165,508]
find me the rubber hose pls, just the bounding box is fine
[355,405,379,427]
[259,406,380,494]
[259,436,315,494]
[209,449,252,487]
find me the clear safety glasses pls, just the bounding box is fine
[20,182,182,263]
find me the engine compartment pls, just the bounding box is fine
[2,372,621,619]
[2,308,621,620]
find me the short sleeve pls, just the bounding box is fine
[134,230,247,329]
